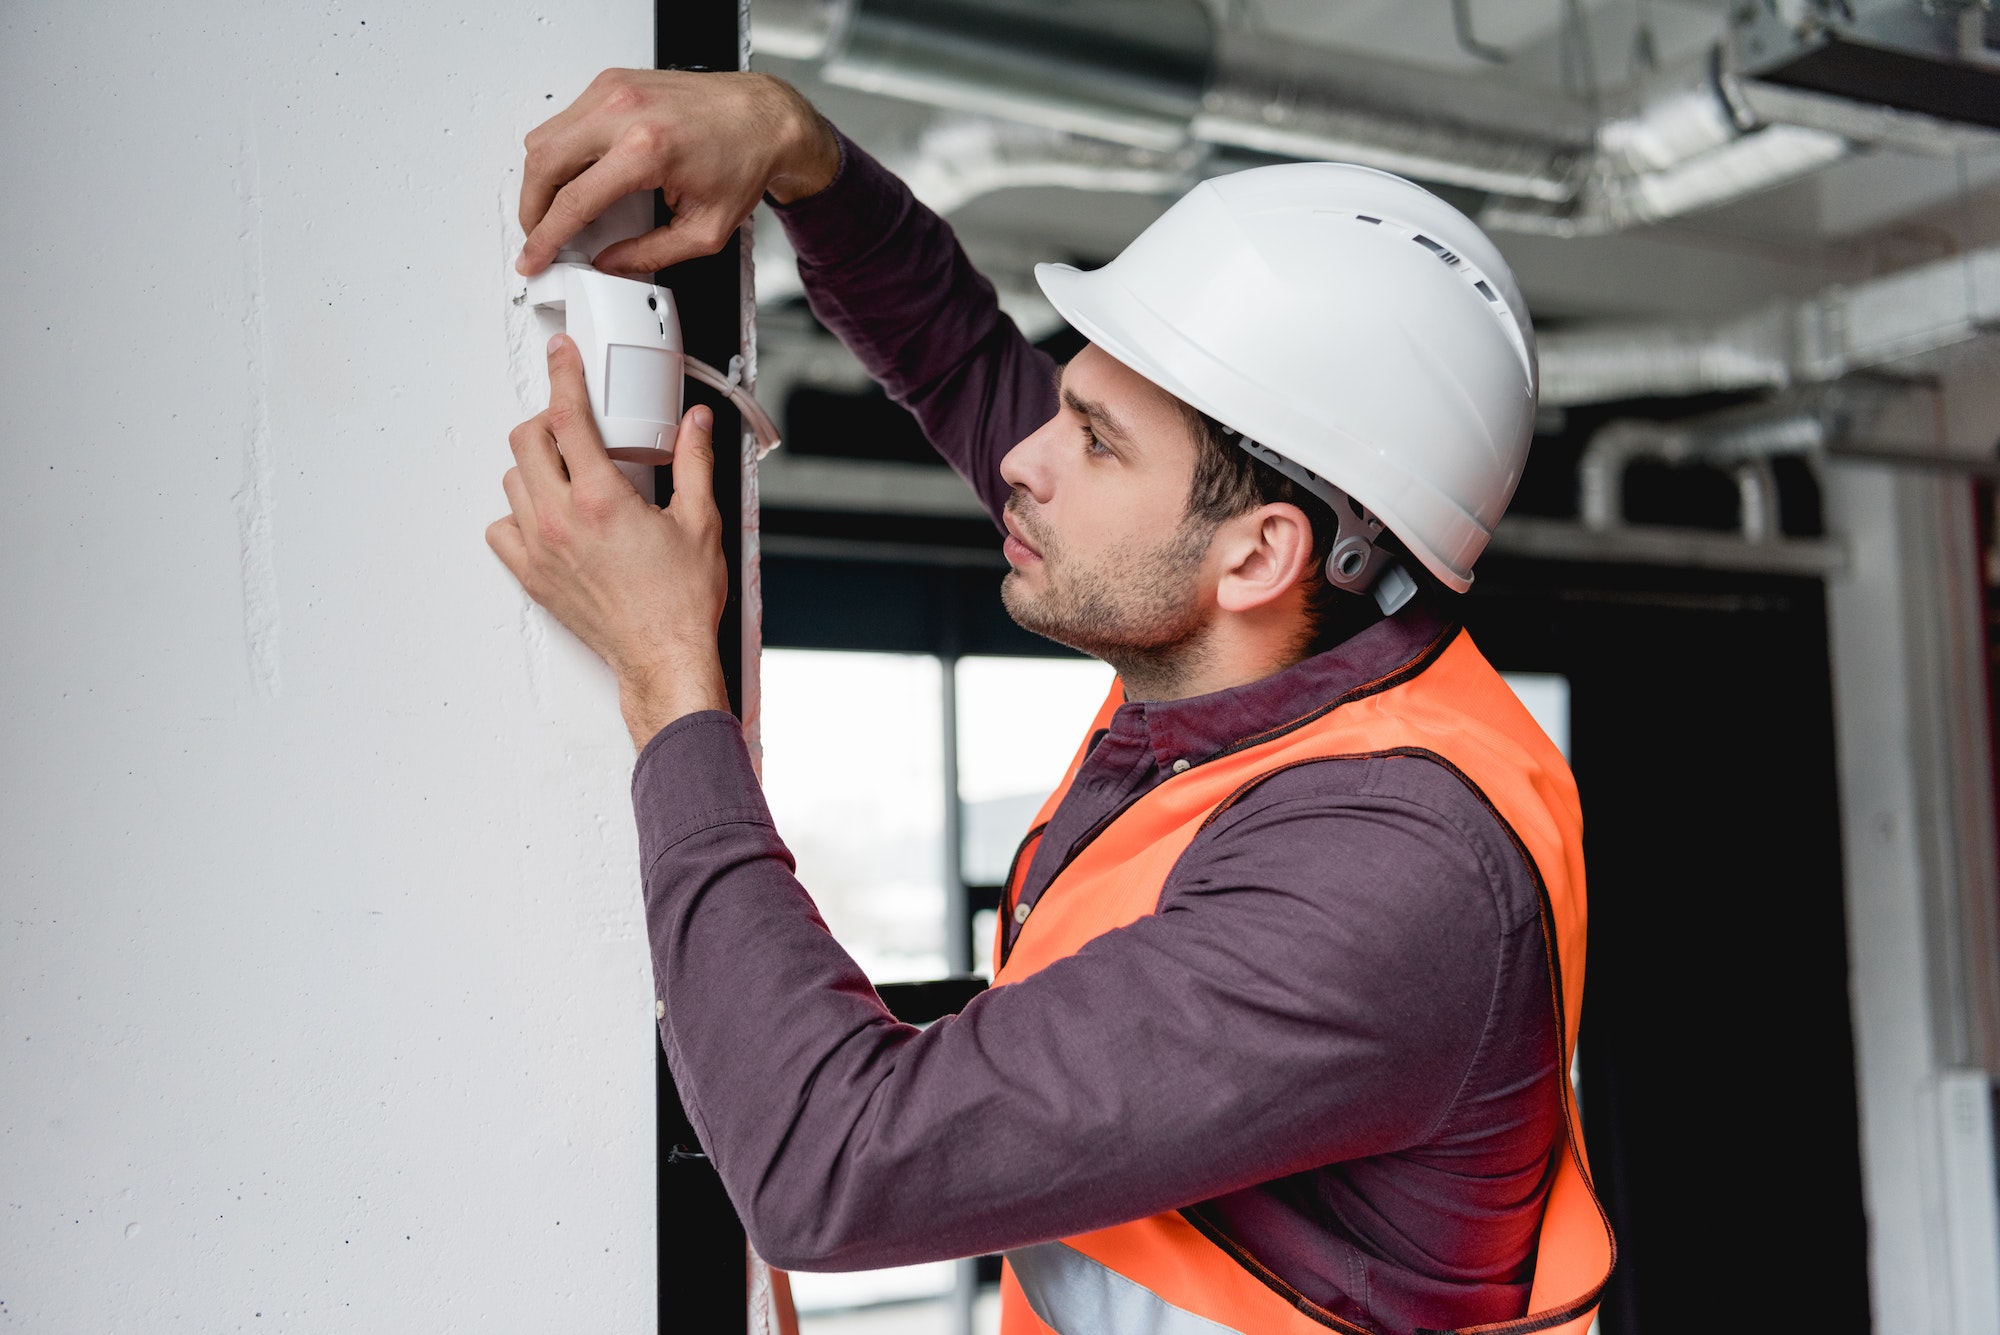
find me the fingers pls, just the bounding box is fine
[592,206,740,277]
[501,465,537,537]
[517,68,648,241]
[543,335,617,480]
[517,92,607,237]
[669,404,717,515]
[485,514,531,581]
[518,143,660,275]
[508,404,568,504]
[518,150,594,258]
[518,133,587,242]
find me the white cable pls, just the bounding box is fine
[685,354,783,459]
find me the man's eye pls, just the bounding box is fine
[1082,424,1110,456]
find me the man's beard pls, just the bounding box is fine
[1000,491,1216,696]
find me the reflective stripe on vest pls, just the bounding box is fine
[990,627,1613,1335]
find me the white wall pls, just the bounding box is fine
[0,4,663,1328]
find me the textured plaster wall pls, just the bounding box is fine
[0,4,661,1328]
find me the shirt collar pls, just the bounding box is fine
[1105,592,1459,775]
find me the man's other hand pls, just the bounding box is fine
[516,69,839,278]
[487,335,731,749]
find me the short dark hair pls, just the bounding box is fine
[1178,406,1418,653]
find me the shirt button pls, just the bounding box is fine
[1013,902,1032,925]
[1171,758,1191,774]
[655,1000,666,1020]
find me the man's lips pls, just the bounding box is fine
[1002,511,1042,564]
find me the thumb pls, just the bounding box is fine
[545,334,614,475]
[670,404,717,512]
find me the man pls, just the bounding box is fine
[489,68,1611,1335]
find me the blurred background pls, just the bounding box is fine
[3,2,1996,1332]
[742,2,2000,1331]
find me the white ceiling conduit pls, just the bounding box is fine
[1539,242,2000,404]
[1189,29,1592,204]
[888,116,1204,218]
[751,0,2000,237]
[1574,383,1999,566]
[1578,406,1836,541]
[748,115,1196,316]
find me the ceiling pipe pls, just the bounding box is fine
[1577,385,1999,544]
[887,115,1203,217]
[1577,411,1826,539]
[1191,29,1591,203]
[747,115,1200,312]
[1539,242,2000,404]
[752,0,2000,237]
[1451,0,1511,65]
[818,0,1213,153]
[749,0,850,62]
[1482,48,1849,235]
[1734,77,2000,158]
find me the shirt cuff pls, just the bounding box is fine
[631,709,775,870]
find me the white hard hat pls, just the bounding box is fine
[1035,162,1537,593]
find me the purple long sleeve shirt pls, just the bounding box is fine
[636,132,1560,1334]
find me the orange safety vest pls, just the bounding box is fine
[990,627,1613,1335]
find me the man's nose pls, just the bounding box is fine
[999,417,1060,504]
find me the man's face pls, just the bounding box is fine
[997,344,1217,670]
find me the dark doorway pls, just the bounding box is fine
[1463,556,1871,1334]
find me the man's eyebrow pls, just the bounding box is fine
[1059,383,1133,445]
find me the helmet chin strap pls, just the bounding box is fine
[1225,431,1419,616]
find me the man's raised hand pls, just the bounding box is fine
[516,69,839,279]
[486,334,732,748]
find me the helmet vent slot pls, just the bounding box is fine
[1335,210,1527,368]
[1411,233,1462,267]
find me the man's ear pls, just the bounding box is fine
[1214,503,1316,614]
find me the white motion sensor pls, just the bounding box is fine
[521,254,685,459]
[518,253,783,502]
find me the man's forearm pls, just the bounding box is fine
[618,655,730,751]
[763,94,842,207]
[770,129,1058,522]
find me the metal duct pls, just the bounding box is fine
[751,1,2000,236]
[1735,78,2000,157]
[1540,243,2000,404]
[1579,125,1847,235]
[888,115,1201,217]
[749,0,852,62]
[1482,50,1852,236]
[747,116,1194,313]
[1736,0,2000,130]
[819,0,1213,152]
[1192,30,1590,203]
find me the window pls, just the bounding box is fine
[761,649,949,983]
[1501,672,1571,760]
[955,656,1118,976]
[763,649,1107,1332]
